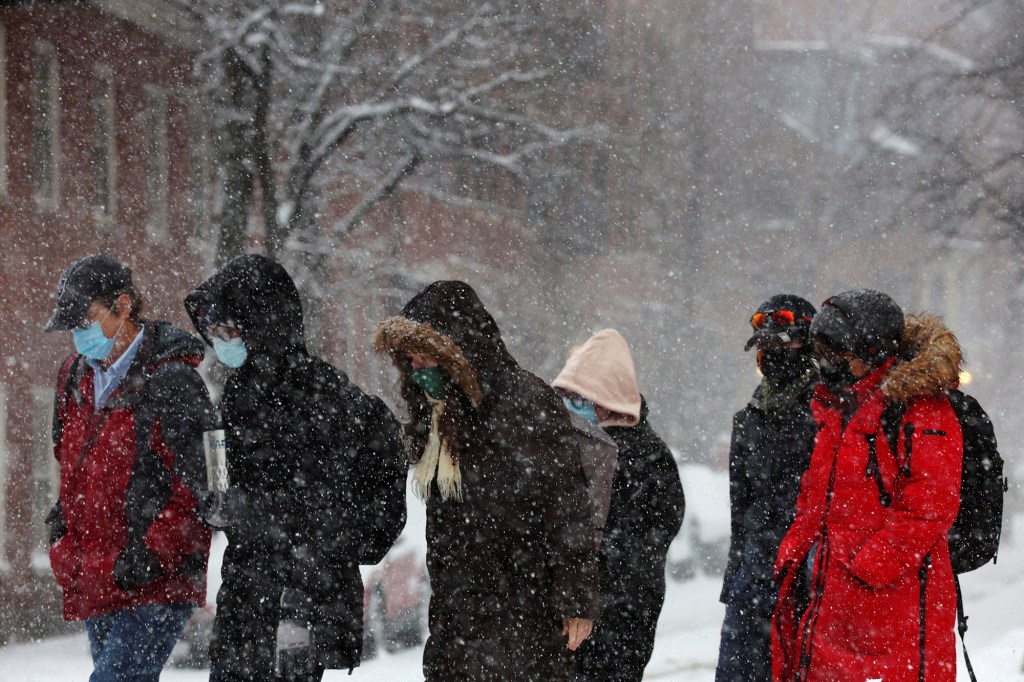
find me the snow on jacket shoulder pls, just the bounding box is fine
[772,314,963,682]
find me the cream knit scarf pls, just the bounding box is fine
[412,395,462,502]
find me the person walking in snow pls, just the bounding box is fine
[715,295,818,682]
[375,280,598,682]
[44,254,214,682]
[184,255,407,682]
[772,289,964,682]
[551,328,685,682]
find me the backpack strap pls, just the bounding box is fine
[53,353,84,445]
[864,431,891,507]
[865,400,906,507]
[955,575,978,682]
[56,354,82,422]
[879,400,907,472]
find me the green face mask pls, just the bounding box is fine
[411,366,448,400]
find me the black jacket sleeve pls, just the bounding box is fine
[148,361,216,497]
[351,394,407,565]
[721,409,752,603]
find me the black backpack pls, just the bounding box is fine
[876,389,1007,573]
[872,388,1008,682]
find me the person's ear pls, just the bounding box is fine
[113,293,131,318]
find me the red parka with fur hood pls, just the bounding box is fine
[772,315,964,682]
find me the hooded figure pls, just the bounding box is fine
[552,329,684,682]
[773,291,963,682]
[185,255,406,681]
[375,281,598,682]
[716,295,817,682]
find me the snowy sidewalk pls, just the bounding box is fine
[2,525,1023,681]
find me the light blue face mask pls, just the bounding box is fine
[72,310,118,360]
[213,337,248,368]
[562,396,598,425]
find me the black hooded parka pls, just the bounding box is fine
[715,368,817,682]
[375,281,599,682]
[185,255,406,678]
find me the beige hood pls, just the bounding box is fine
[552,328,641,427]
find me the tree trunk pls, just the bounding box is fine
[213,49,258,268]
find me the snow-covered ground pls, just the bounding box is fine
[3,519,1022,681]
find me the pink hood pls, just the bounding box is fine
[552,329,641,427]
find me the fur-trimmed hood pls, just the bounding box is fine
[374,281,515,407]
[881,314,962,404]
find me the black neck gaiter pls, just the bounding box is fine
[760,348,816,389]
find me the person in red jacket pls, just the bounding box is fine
[43,254,213,682]
[772,289,964,682]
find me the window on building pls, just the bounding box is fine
[32,40,60,208]
[30,386,57,560]
[91,66,116,234]
[0,383,8,567]
[186,99,211,240]
[144,86,169,242]
[0,24,8,198]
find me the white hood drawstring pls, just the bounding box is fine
[412,395,462,502]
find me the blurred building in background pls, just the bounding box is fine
[0,0,210,642]
[1,0,1021,645]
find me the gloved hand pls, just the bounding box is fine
[113,538,164,592]
[199,487,249,528]
[276,588,316,679]
[45,501,67,546]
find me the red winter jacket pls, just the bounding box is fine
[48,321,213,621]
[772,315,964,682]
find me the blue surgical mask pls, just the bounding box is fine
[72,320,116,360]
[562,396,598,425]
[213,337,248,368]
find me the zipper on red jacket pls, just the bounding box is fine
[901,422,915,477]
[796,437,842,681]
[918,553,930,682]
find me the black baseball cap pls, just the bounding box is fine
[44,254,133,332]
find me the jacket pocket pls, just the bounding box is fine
[80,548,124,599]
[827,564,911,657]
[49,536,80,590]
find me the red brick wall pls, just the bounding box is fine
[0,3,205,604]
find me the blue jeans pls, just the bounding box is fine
[715,601,774,682]
[85,603,194,682]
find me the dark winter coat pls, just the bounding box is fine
[375,281,599,682]
[574,398,685,682]
[772,316,963,682]
[185,255,406,676]
[721,376,817,607]
[716,373,816,682]
[48,321,213,621]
